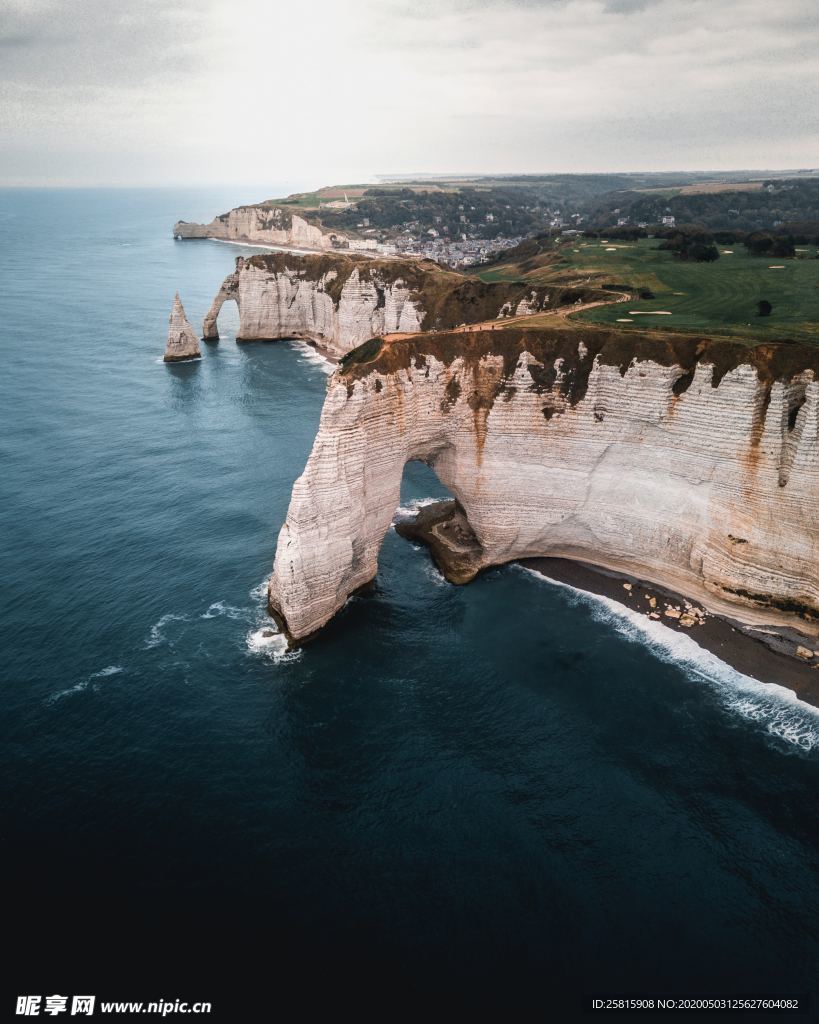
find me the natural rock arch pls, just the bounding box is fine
[202,270,239,341]
[268,330,819,644]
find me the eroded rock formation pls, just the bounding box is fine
[164,293,200,362]
[202,252,584,356]
[268,327,819,643]
[173,205,342,249]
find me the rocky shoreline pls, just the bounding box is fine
[396,499,819,705]
[394,499,483,584]
[522,558,819,704]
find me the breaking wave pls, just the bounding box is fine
[211,239,297,252]
[287,339,335,374]
[245,626,301,663]
[249,577,270,602]
[517,566,819,754]
[423,562,449,587]
[244,575,301,663]
[147,580,297,665]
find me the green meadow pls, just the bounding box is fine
[565,239,819,342]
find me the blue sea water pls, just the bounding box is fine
[1,188,817,1016]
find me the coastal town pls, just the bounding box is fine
[325,196,583,267]
[305,184,591,267]
[340,230,527,267]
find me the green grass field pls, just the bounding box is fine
[563,239,819,342]
[476,266,528,283]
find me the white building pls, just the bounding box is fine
[348,238,378,251]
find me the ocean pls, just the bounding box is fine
[1,188,817,1016]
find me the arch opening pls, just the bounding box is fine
[392,458,484,586]
[202,274,240,341]
[393,458,453,522]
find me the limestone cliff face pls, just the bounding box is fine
[268,328,819,642]
[164,293,200,362]
[203,254,424,356]
[173,206,342,250]
[202,252,566,357]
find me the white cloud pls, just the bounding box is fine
[0,0,816,185]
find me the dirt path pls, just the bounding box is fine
[381,291,630,344]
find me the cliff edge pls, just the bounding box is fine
[268,326,818,645]
[201,251,600,358]
[173,205,343,250]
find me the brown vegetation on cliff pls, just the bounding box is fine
[340,325,819,416]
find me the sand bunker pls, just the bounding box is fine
[769,265,785,269]
[616,318,634,322]
[629,310,672,315]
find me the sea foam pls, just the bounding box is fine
[286,339,335,374]
[249,577,271,602]
[243,575,302,663]
[245,627,301,663]
[144,612,189,649]
[46,665,125,705]
[200,601,250,621]
[517,566,819,754]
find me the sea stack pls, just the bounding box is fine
[164,293,201,362]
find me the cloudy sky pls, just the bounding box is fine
[1,0,817,186]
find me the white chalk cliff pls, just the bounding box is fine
[203,255,423,357]
[173,206,343,250]
[268,328,819,643]
[201,253,559,358]
[164,293,200,362]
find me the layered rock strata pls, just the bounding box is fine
[268,327,819,643]
[202,252,583,357]
[173,205,342,249]
[164,294,200,362]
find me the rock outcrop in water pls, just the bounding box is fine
[202,252,590,357]
[268,326,819,644]
[173,205,342,250]
[164,294,200,362]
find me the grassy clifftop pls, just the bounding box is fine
[477,237,819,344]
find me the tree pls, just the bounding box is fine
[757,299,772,317]
[657,226,719,262]
[689,242,720,262]
[745,232,795,258]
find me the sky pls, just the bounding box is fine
[0,0,817,186]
